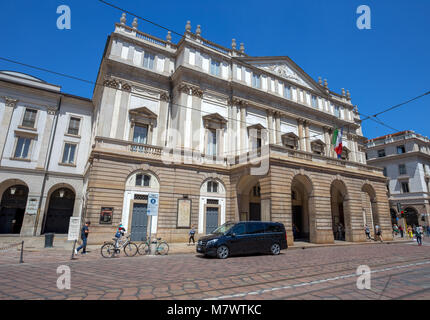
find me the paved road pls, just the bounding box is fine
[0,240,429,300]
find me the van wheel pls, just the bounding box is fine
[216,245,229,259]
[270,243,281,255]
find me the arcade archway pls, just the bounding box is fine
[291,175,313,242]
[43,188,75,234]
[0,185,28,234]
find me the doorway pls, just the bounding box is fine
[130,202,148,241]
[44,188,75,234]
[0,185,28,234]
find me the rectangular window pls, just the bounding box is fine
[133,125,148,144]
[398,164,407,175]
[284,85,291,99]
[207,129,217,156]
[22,109,37,128]
[383,167,387,177]
[67,117,81,135]
[143,52,155,69]
[62,143,77,164]
[378,149,386,157]
[14,137,31,159]
[334,105,340,118]
[210,59,221,76]
[252,74,261,89]
[397,145,406,154]
[311,95,318,108]
[401,182,410,193]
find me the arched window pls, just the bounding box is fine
[135,174,151,187]
[207,180,218,193]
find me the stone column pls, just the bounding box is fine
[0,96,18,159]
[304,120,311,152]
[323,126,331,157]
[267,110,274,144]
[297,119,305,151]
[240,104,247,153]
[275,112,281,145]
[349,134,357,162]
[36,107,57,169]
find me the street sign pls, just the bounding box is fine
[147,193,159,216]
[67,217,81,241]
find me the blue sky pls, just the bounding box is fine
[1,0,429,140]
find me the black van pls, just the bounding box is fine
[196,221,288,259]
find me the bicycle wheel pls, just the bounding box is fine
[138,242,150,255]
[156,242,169,255]
[124,242,138,257]
[101,243,116,258]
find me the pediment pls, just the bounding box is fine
[202,112,227,124]
[311,139,325,146]
[281,132,299,139]
[239,56,325,94]
[129,106,157,119]
[247,123,266,130]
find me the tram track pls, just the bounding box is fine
[161,256,430,300]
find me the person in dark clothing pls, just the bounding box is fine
[398,225,404,238]
[76,221,91,254]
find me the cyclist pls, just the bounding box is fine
[114,223,126,250]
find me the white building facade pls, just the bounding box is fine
[0,71,93,236]
[366,131,430,228]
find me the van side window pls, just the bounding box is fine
[247,223,265,234]
[265,224,282,233]
[231,224,246,235]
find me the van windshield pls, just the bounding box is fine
[211,222,236,235]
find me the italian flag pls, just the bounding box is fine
[332,127,343,158]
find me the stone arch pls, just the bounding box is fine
[236,175,264,222]
[125,164,163,187]
[0,180,29,234]
[361,183,379,232]
[125,169,160,191]
[290,174,315,243]
[330,179,351,241]
[42,184,76,234]
[404,207,419,227]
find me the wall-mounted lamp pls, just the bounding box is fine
[10,187,16,195]
[59,189,65,198]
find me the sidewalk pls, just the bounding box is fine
[0,236,416,255]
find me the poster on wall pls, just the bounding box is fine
[99,207,113,224]
[26,198,39,215]
[177,199,191,228]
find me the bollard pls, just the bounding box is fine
[71,240,78,260]
[19,241,24,263]
[150,240,157,256]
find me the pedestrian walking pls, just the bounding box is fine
[399,225,404,238]
[76,221,91,255]
[188,225,196,245]
[375,225,383,242]
[415,225,423,246]
[427,225,430,237]
[407,225,413,239]
[365,224,371,240]
[392,224,399,237]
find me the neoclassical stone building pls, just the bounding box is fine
[84,15,392,245]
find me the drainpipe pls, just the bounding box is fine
[33,95,63,236]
